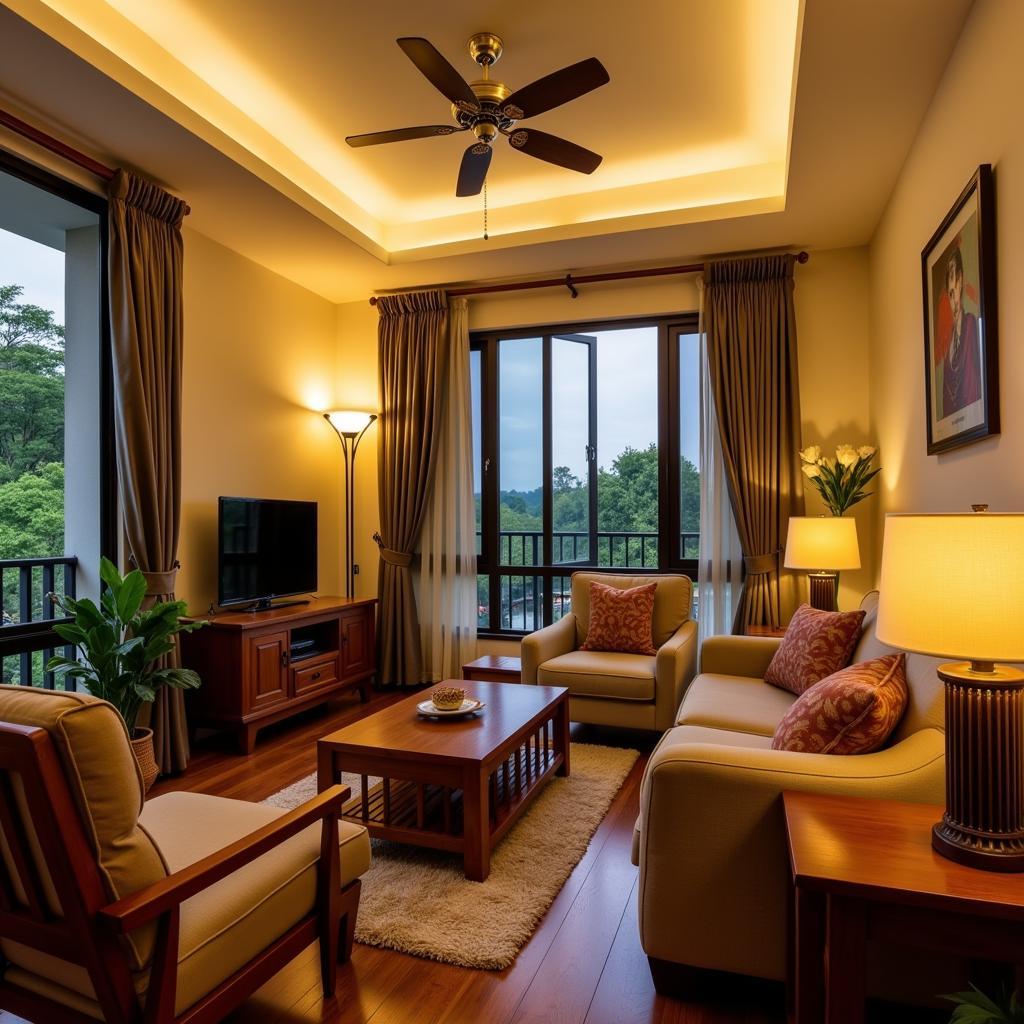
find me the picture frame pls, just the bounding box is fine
[921,164,998,455]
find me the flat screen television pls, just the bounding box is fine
[218,497,317,609]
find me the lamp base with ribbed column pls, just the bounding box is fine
[806,571,839,612]
[933,662,1024,872]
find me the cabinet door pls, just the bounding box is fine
[340,608,373,679]
[245,631,289,712]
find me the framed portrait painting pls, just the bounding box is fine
[921,164,998,455]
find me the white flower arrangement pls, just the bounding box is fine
[798,444,879,516]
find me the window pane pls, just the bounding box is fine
[551,337,591,565]
[679,332,700,559]
[476,573,489,629]
[471,347,482,556]
[499,338,543,566]
[499,573,545,632]
[595,327,659,567]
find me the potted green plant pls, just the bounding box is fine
[944,985,1024,1022]
[47,556,205,790]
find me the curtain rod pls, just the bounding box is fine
[368,250,809,306]
[0,108,115,181]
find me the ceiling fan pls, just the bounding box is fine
[346,33,609,197]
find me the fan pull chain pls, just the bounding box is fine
[483,182,489,241]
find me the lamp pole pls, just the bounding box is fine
[324,413,377,599]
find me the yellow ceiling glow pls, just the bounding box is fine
[19,0,803,260]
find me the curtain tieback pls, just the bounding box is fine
[743,552,777,575]
[141,568,178,595]
[373,532,413,568]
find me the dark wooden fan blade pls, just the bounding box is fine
[346,125,465,147]
[397,37,479,109]
[501,57,609,119]
[456,143,492,197]
[507,129,602,174]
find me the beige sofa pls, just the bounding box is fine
[521,571,697,732]
[633,591,946,985]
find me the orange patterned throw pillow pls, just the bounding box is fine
[581,581,658,656]
[771,653,909,754]
[764,603,866,696]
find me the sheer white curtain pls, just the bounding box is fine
[417,297,478,681]
[696,278,744,640]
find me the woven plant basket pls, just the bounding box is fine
[130,727,159,793]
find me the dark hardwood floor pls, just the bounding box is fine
[164,689,786,1024]
[0,688,945,1023]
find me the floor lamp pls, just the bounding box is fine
[324,411,377,599]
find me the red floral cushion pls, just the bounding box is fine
[771,653,909,754]
[764,603,865,696]
[580,581,658,656]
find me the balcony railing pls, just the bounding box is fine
[483,530,699,633]
[0,556,78,688]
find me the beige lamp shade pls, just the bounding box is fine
[784,516,861,571]
[325,410,376,435]
[877,513,1024,662]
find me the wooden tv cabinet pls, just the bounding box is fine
[181,596,376,754]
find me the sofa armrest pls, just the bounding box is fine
[521,613,577,683]
[698,634,782,678]
[634,729,945,978]
[654,620,698,730]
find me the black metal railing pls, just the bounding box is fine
[495,529,700,568]
[482,531,700,632]
[0,556,78,688]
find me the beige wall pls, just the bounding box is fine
[336,245,874,652]
[869,0,1024,530]
[178,228,341,613]
[796,248,877,610]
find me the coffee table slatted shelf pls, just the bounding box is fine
[340,719,560,850]
[318,681,569,880]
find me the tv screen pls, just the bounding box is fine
[218,497,317,607]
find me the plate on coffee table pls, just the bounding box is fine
[416,698,485,718]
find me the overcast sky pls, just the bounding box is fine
[0,227,65,323]
[473,326,700,493]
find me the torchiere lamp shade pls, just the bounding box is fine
[326,410,376,436]
[877,511,1024,871]
[784,516,860,611]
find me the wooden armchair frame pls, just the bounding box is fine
[0,721,360,1024]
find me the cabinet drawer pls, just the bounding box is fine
[293,655,340,698]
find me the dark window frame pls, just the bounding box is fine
[472,312,700,639]
[0,149,116,666]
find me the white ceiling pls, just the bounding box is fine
[0,0,972,303]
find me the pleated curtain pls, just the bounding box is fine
[106,169,190,772]
[696,278,745,641]
[376,289,450,686]
[416,297,478,681]
[702,255,804,632]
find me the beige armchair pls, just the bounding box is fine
[0,686,370,1024]
[521,571,697,732]
[632,592,946,989]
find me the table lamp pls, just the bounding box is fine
[877,508,1024,871]
[784,516,860,611]
[324,410,377,599]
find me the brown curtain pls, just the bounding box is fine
[703,254,804,631]
[107,169,190,772]
[376,290,450,686]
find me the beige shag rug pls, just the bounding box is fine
[263,742,638,969]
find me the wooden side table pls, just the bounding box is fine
[462,655,522,683]
[784,790,1024,1023]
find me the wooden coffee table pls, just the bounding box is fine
[316,681,569,881]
